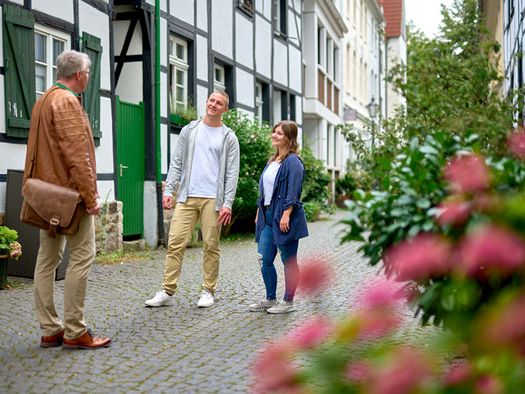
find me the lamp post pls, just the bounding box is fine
[366,97,379,152]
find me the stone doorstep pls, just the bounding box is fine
[122,239,146,253]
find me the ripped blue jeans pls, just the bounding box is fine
[257,207,299,302]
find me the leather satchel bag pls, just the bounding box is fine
[20,88,84,238]
[21,178,83,238]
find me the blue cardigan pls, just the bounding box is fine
[255,153,309,245]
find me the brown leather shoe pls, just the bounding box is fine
[62,329,111,350]
[40,330,64,348]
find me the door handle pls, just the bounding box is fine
[120,164,129,177]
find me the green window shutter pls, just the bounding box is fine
[2,5,35,138]
[81,32,102,145]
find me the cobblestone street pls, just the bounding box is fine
[0,211,431,393]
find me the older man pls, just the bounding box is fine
[23,50,111,349]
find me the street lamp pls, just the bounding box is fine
[366,97,379,151]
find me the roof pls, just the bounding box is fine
[378,0,404,38]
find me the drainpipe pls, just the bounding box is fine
[155,0,164,246]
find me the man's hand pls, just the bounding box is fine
[162,195,174,210]
[86,202,100,216]
[218,207,232,225]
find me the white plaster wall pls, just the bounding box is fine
[256,0,271,19]
[0,77,4,134]
[98,181,116,203]
[302,12,316,98]
[272,39,288,86]
[211,2,233,59]
[6,0,23,6]
[79,2,111,91]
[160,18,168,69]
[143,181,158,247]
[170,0,194,24]
[196,34,208,82]
[235,13,253,69]
[235,69,254,107]
[288,8,302,46]
[32,0,74,23]
[161,124,169,174]
[295,96,303,125]
[196,0,208,32]
[197,85,209,117]
[96,97,114,174]
[168,133,180,172]
[255,16,272,78]
[161,72,168,118]
[288,46,302,93]
[115,62,143,102]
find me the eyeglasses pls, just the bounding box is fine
[79,70,91,78]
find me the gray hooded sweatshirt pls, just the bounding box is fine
[164,119,240,211]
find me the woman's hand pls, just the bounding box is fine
[280,210,291,233]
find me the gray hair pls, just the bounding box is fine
[56,50,91,79]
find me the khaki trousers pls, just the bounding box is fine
[34,213,96,339]
[163,198,221,295]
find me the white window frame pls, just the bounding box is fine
[214,64,226,92]
[169,36,189,111]
[34,25,70,98]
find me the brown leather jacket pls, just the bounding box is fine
[23,85,98,210]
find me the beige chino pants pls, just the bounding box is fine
[34,213,96,339]
[162,197,221,295]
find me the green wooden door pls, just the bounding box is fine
[116,97,145,238]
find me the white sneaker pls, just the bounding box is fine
[249,299,277,312]
[145,290,173,307]
[267,301,294,314]
[197,290,215,308]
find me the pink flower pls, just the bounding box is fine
[384,233,453,282]
[355,277,408,309]
[251,340,298,393]
[460,225,525,279]
[287,315,333,349]
[481,294,525,349]
[298,257,334,295]
[368,347,435,394]
[436,199,471,226]
[508,128,525,159]
[345,361,372,382]
[356,308,403,339]
[443,361,472,387]
[475,375,503,394]
[444,153,490,194]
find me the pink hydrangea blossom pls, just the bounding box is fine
[298,257,334,295]
[508,128,525,159]
[367,347,435,394]
[355,307,403,340]
[442,361,472,387]
[475,375,504,394]
[345,361,372,382]
[354,277,408,309]
[436,199,471,227]
[251,340,298,393]
[444,153,490,194]
[460,225,525,279]
[287,315,333,349]
[383,233,453,282]
[481,294,525,349]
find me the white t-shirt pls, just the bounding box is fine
[188,122,224,198]
[262,161,281,206]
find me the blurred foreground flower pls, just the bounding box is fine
[384,233,453,282]
[507,127,525,159]
[287,315,333,349]
[251,340,298,394]
[460,224,525,279]
[436,198,472,226]
[444,153,490,194]
[298,257,334,295]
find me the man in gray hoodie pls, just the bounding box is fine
[146,91,240,308]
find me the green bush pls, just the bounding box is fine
[222,110,272,227]
[303,201,321,222]
[301,145,331,209]
[335,172,357,197]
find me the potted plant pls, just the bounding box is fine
[0,225,22,289]
[169,96,198,132]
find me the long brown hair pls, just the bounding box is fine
[270,120,300,162]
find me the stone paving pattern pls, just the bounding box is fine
[0,211,434,393]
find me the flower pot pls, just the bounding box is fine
[0,255,8,289]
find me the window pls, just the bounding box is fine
[238,0,254,15]
[34,26,69,98]
[214,64,226,92]
[274,0,287,36]
[169,36,190,111]
[290,94,296,121]
[317,25,324,65]
[333,46,338,81]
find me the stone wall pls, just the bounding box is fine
[96,200,123,254]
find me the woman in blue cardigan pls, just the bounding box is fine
[249,120,309,314]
